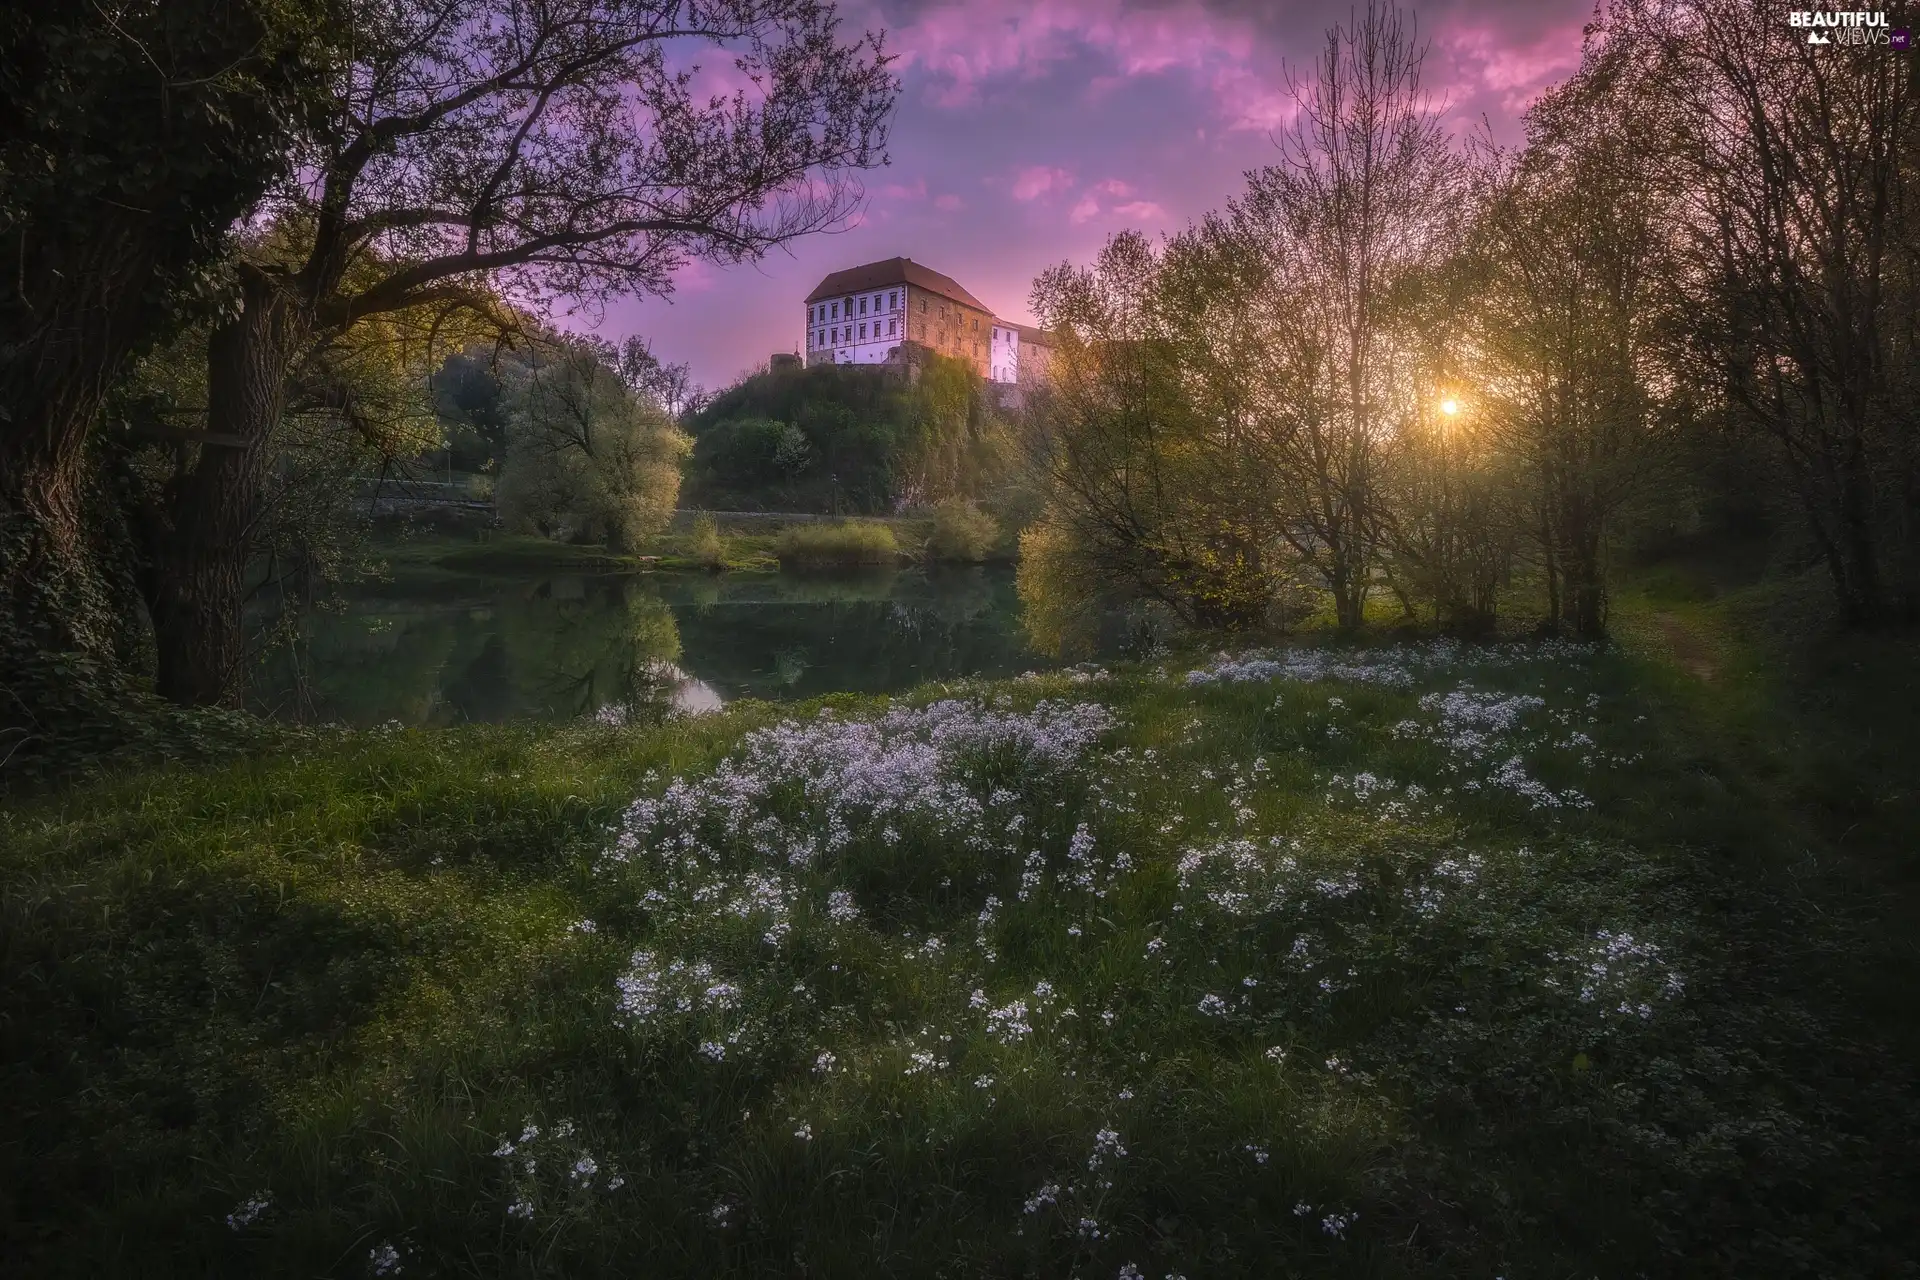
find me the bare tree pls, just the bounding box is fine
[146,0,895,704]
[1236,0,1461,630]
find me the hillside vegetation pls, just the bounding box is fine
[684,356,1017,515]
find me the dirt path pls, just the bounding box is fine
[1655,611,1719,682]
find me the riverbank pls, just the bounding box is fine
[374,508,1015,581]
[4,586,1917,1276]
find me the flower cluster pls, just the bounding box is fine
[491,1117,626,1225]
[1545,928,1688,1021]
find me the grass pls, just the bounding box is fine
[3,587,1918,1275]
[773,521,903,569]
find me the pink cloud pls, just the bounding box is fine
[1068,195,1102,224]
[934,193,964,211]
[1112,200,1168,223]
[1433,16,1588,118]
[1011,164,1076,202]
[889,0,1283,129]
[878,177,929,200]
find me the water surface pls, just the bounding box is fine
[254,567,1056,725]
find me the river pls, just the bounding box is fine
[251,565,1062,725]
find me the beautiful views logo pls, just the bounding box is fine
[1788,11,1896,44]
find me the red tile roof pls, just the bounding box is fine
[805,257,990,312]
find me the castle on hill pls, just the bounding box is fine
[799,257,1055,388]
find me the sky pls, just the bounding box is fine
[596,0,1600,392]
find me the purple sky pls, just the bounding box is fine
[594,0,1597,391]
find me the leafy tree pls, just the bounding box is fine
[433,349,515,469]
[686,354,1006,512]
[1026,229,1284,632]
[1466,47,1677,637]
[496,337,690,551]
[151,0,896,703]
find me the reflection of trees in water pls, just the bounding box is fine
[258,566,1046,725]
[774,647,810,687]
[496,576,683,719]
[672,566,1036,699]
[258,603,472,724]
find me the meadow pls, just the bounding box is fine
[3,587,1917,1277]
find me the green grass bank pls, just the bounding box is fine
[2,591,1917,1276]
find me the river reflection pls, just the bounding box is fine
[252,566,1055,726]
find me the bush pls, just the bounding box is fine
[773,521,899,568]
[688,513,725,571]
[925,498,999,563]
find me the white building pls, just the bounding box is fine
[803,256,1053,387]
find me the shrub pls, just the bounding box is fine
[925,498,999,562]
[773,521,899,568]
[688,513,725,570]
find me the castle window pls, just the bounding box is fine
[888,320,896,336]
[859,298,867,315]
[831,303,839,319]
[888,291,898,309]
[860,322,867,339]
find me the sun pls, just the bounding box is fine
[1439,398,1459,416]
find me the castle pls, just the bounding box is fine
[800,257,1054,388]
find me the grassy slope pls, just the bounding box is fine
[3,592,1918,1277]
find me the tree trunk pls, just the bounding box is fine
[147,273,307,706]
[0,214,162,661]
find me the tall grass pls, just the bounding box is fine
[687,512,727,570]
[772,520,900,568]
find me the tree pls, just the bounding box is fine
[1623,0,1920,624]
[1470,45,1676,637]
[617,336,703,419]
[0,0,337,674]
[152,0,896,703]
[1235,0,1462,630]
[496,336,689,550]
[1025,229,1283,632]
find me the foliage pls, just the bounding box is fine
[5,629,1918,1274]
[687,356,1013,513]
[1015,519,1107,658]
[926,499,1000,563]
[135,0,899,704]
[496,339,690,552]
[773,521,900,568]
[1026,230,1292,631]
[432,348,514,471]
